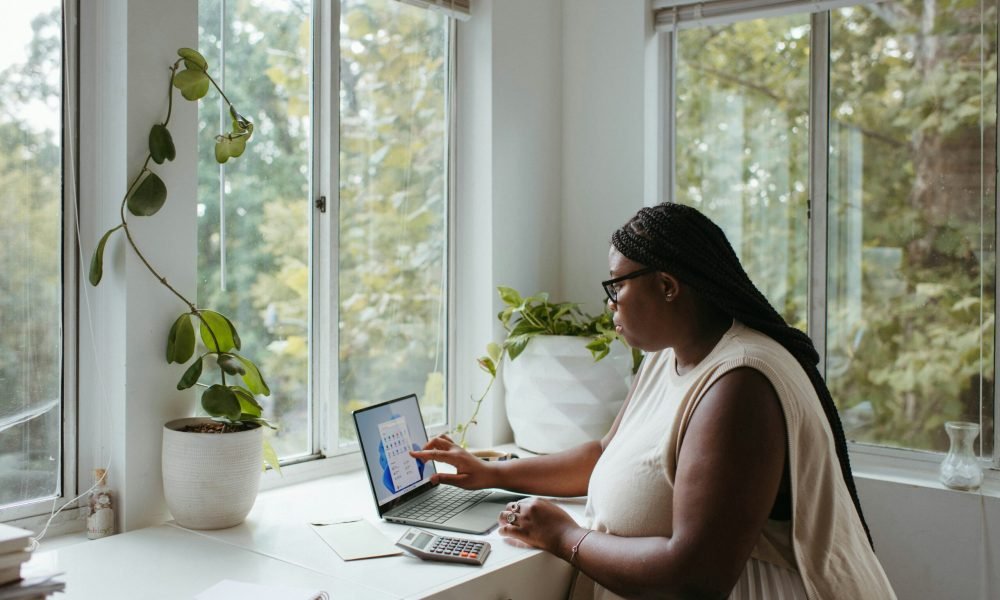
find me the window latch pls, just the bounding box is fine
[315,196,327,213]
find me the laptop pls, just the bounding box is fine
[353,393,524,534]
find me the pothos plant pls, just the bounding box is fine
[455,286,643,447]
[88,48,279,471]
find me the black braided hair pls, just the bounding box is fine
[611,202,873,547]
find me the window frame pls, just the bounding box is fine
[652,1,1000,473]
[257,0,458,486]
[0,0,82,527]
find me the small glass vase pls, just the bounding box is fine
[939,421,983,491]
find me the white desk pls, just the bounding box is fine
[39,468,584,599]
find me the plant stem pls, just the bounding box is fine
[164,61,180,124]
[203,70,235,114]
[459,348,506,447]
[115,66,226,366]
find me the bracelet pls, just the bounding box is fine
[569,529,592,565]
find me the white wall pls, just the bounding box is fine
[454,0,564,447]
[561,0,647,313]
[78,0,199,531]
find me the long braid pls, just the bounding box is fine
[612,202,873,547]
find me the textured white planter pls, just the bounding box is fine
[503,335,632,454]
[162,418,263,530]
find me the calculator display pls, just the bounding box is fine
[413,532,433,549]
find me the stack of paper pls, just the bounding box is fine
[0,525,32,588]
[0,525,64,599]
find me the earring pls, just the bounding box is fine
[665,294,673,302]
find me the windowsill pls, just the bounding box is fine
[850,444,1000,499]
[34,459,583,599]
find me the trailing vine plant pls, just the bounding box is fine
[88,48,279,470]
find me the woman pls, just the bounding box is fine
[412,203,896,599]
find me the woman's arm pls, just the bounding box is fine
[500,367,788,599]
[409,435,602,497]
[411,385,633,497]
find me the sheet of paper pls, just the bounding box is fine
[195,579,329,600]
[311,519,402,561]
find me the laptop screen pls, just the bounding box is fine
[353,394,438,508]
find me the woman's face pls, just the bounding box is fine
[607,247,673,352]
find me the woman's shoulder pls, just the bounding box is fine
[723,321,797,363]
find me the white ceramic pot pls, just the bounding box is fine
[503,335,633,454]
[162,417,263,530]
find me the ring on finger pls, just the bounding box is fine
[510,502,520,513]
[505,512,517,525]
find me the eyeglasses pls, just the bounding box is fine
[602,266,657,304]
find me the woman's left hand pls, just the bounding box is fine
[497,497,581,555]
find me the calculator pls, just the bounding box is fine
[395,528,490,565]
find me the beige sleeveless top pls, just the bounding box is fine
[571,321,896,600]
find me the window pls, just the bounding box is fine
[198,0,452,461]
[337,0,451,444]
[666,0,996,457]
[0,1,71,513]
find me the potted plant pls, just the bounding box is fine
[457,287,642,454]
[89,48,277,530]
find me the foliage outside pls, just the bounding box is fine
[195,0,450,455]
[87,47,279,471]
[675,1,996,453]
[455,286,642,447]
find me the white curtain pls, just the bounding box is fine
[396,0,471,21]
[652,0,879,32]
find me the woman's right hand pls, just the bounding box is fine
[409,434,498,490]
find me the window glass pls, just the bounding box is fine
[0,1,64,508]
[199,0,313,459]
[675,16,812,330]
[338,0,450,443]
[826,1,997,454]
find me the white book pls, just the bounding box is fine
[0,525,31,556]
[0,551,30,571]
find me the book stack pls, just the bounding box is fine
[0,524,64,599]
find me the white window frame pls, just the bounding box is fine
[0,0,82,528]
[650,0,1000,477]
[259,0,459,488]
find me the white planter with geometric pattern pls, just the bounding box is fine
[162,417,262,530]
[502,335,633,454]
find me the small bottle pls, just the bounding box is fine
[86,468,115,539]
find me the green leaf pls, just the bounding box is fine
[172,68,210,101]
[148,124,176,164]
[232,386,262,416]
[202,384,241,420]
[88,225,121,286]
[262,438,281,473]
[234,354,270,396]
[509,319,544,338]
[497,286,522,307]
[215,139,230,164]
[214,134,249,164]
[177,47,208,70]
[177,356,204,390]
[166,313,196,363]
[486,342,502,363]
[218,353,246,376]
[126,171,167,216]
[198,310,239,353]
[506,335,531,360]
[476,356,496,377]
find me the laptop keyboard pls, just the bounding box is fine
[393,487,493,523]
